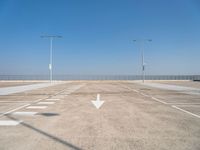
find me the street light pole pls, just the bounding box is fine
[133,39,152,83]
[50,37,53,82]
[41,35,62,83]
[141,42,145,82]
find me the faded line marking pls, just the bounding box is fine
[134,90,139,93]
[172,105,200,119]
[26,106,47,109]
[0,98,45,118]
[12,112,37,116]
[151,97,167,104]
[132,89,139,93]
[0,104,31,117]
[140,93,150,97]
[0,101,32,103]
[0,84,85,118]
[167,103,200,105]
[37,102,55,105]
[46,98,60,101]
[120,84,167,105]
[0,120,22,126]
[120,84,139,93]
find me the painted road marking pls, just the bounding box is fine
[172,105,200,119]
[121,84,167,104]
[140,93,150,97]
[0,120,22,126]
[0,101,32,103]
[91,94,104,109]
[37,102,55,105]
[0,98,45,118]
[12,112,37,116]
[167,103,200,105]
[46,98,60,101]
[26,106,47,109]
[121,84,200,119]
[0,84,80,118]
[133,90,139,93]
[0,104,30,117]
[151,97,167,104]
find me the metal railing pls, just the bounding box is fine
[0,75,200,81]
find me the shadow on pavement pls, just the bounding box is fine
[37,112,60,117]
[6,115,83,150]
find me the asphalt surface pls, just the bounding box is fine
[0,81,200,150]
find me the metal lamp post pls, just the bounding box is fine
[41,35,62,83]
[133,39,152,83]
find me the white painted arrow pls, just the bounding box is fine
[91,94,104,109]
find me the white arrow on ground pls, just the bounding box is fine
[91,94,104,109]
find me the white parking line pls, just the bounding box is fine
[0,104,31,117]
[37,102,55,105]
[140,93,150,97]
[172,105,200,119]
[0,120,22,126]
[26,106,47,109]
[11,112,37,116]
[0,98,46,118]
[0,85,75,117]
[121,84,167,105]
[151,97,167,104]
[167,103,200,105]
[122,83,200,119]
[0,84,85,118]
[46,98,60,101]
[0,101,32,103]
[133,90,139,93]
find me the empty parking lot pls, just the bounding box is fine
[0,81,200,150]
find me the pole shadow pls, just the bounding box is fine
[6,115,83,150]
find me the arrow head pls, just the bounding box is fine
[91,100,104,109]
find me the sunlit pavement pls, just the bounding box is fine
[0,81,200,150]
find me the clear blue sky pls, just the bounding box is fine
[0,0,200,75]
